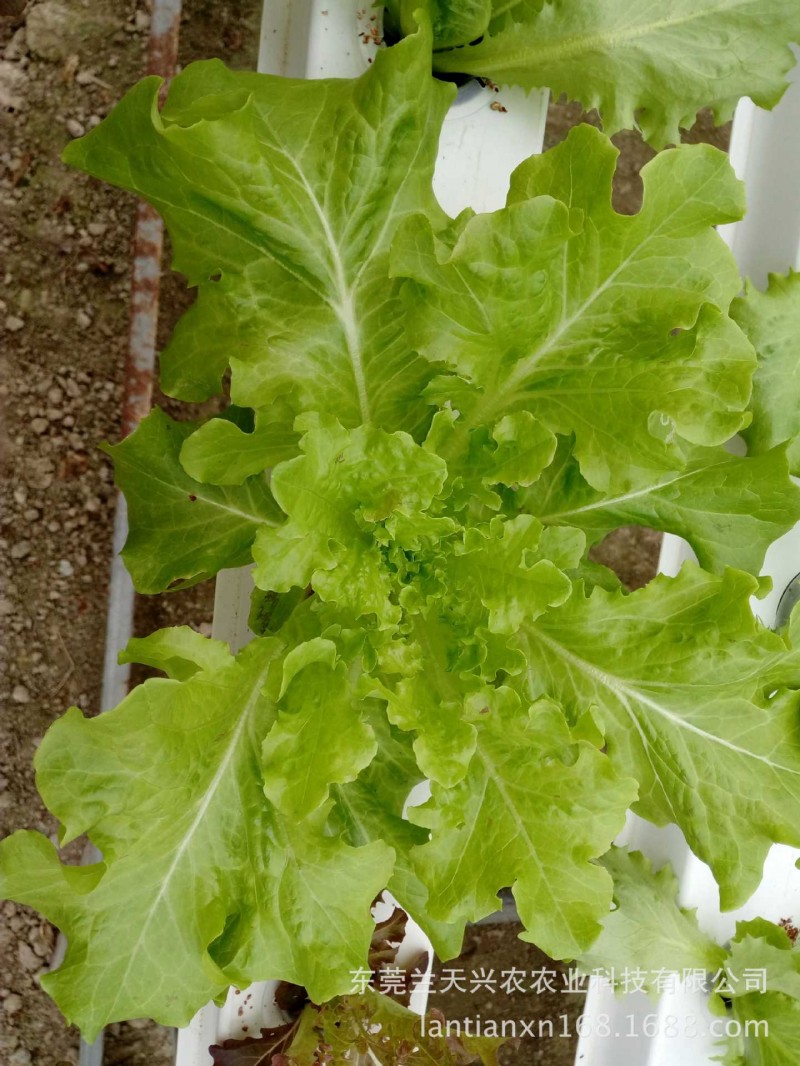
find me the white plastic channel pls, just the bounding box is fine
[175,4,549,1063]
[576,57,800,1066]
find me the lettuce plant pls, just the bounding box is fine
[3,12,800,1063]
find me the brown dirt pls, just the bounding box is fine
[1,3,260,1063]
[432,924,585,1066]
[1,5,730,1062]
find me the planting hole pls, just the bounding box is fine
[776,572,800,629]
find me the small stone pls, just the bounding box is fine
[87,221,107,237]
[76,310,91,329]
[10,541,31,560]
[27,458,54,490]
[10,1048,32,1066]
[12,685,30,704]
[30,418,48,435]
[57,559,74,577]
[134,10,150,31]
[3,27,27,62]
[17,942,39,972]
[25,2,86,61]
[5,315,24,332]
[0,59,26,112]
[65,117,85,138]
[25,2,68,56]
[47,385,63,405]
[75,69,94,86]
[2,994,22,1015]
[29,926,54,958]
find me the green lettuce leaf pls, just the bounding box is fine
[393,124,753,492]
[431,0,800,147]
[330,712,466,961]
[425,408,557,512]
[179,401,300,486]
[579,847,726,989]
[449,515,583,634]
[518,566,800,907]
[731,271,800,465]
[252,415,449,625]
[727,920,800,1000]
[261,638,377,819]
[63,27,453,435]
[103,408,282,594]
[118,625,232,680]
[0,634,393,1038]
[399,0,493,48]
[723,921,800,1065]
[368,631,481,790]
[726,992,800,1065]
[411,689,637,958]
[522,436,800,575]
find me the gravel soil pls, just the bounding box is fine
[2,4,260,1063]
[1,6,727,1063]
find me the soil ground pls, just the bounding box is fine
[1,4,728,1063]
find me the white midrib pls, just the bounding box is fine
[136,466,279,527]
[531,628,800,779]
[445,1,764,70]
[291,167,371,425]
[538,468,699,521]
[106,661,273,1014]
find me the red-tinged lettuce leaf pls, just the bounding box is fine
[210,1022,297,1066]
[370,906,409,971]
[286,991,503,1065]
